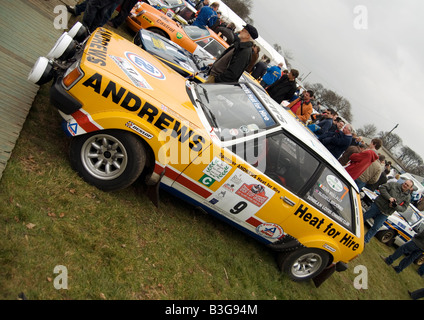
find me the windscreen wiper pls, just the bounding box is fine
[196,98,218,128]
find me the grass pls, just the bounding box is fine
[1,22,423,301]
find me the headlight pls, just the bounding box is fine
[67,22,88,43]
[27,57,54,85]
[46,32,76,60]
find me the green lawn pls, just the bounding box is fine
[1,19,423,301]
[1,82,423,301]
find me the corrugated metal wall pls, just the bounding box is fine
[0,0,76,179]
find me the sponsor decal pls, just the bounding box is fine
[256,223,284,239]
[86,28,112,66]
[323,243,336,253]
[205,168,275,223]
[199,174,215,187]
[326,174,344,192]
[202,157,231,182]
[155,18,175,33]
[240,83,275,127]
[235,183,269,207]
[67,122,78,136]
[293,204,360,251]
[109,55,152,90]
[125,121,153,139]
[125,52,166,80]
[176,32,183,39]
[142,15,154,25]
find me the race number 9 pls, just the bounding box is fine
[230,201,248,214]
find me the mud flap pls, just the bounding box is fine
[312,264,336,288]
[312,262,348,288]
[145,169,166,207]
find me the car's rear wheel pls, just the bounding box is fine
[70,130,146,191]
[278,248,330,281]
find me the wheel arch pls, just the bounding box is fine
[147,27,171,40]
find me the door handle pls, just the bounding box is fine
[281,196,296,206]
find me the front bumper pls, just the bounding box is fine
[50,75,82,115]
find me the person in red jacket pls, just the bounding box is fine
[345,138,382,181]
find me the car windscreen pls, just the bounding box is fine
[195,83,277,140]
[136,31,198,73]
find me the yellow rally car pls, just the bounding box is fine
[28,23,364,282]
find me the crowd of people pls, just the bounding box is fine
[65,0,424,299]
[191,2,424,295]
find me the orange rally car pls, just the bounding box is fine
[126,2,229,58]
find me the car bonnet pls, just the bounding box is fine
[82,28,204,129]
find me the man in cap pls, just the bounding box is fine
[206,24,258,83]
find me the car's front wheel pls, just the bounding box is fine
[70,130,146,191]
[376,229,396,245]
[278,248,330,281]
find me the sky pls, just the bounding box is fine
[247,0,424,161]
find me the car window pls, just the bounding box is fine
[305,167,354,231]
[399,206,422,226]
[184,25,211,40]
[195,38,226,57]
[229,131,320,195]
[150,0,185,9]
[195,83,277,140]
[262,132,320,194]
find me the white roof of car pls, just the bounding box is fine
[264,96,359,190]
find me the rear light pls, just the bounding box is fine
[63,62,84,89]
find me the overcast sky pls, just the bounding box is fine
[248,0,424,160]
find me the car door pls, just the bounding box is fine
[171,129,323,243]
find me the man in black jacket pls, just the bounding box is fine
[266,69,299,104]
[206,24,258,83]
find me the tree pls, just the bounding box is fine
[221,0,252,21]
[377,131,402,153]
[397,146,423,172]
[273,43,282,54]
[356,124,377,138]
[282,49,294,69]
[304,82,353,122]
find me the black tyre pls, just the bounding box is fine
[415,255,424,266]
[70,130,146,191]
[376,229,396,245]
[278,248,330,281]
